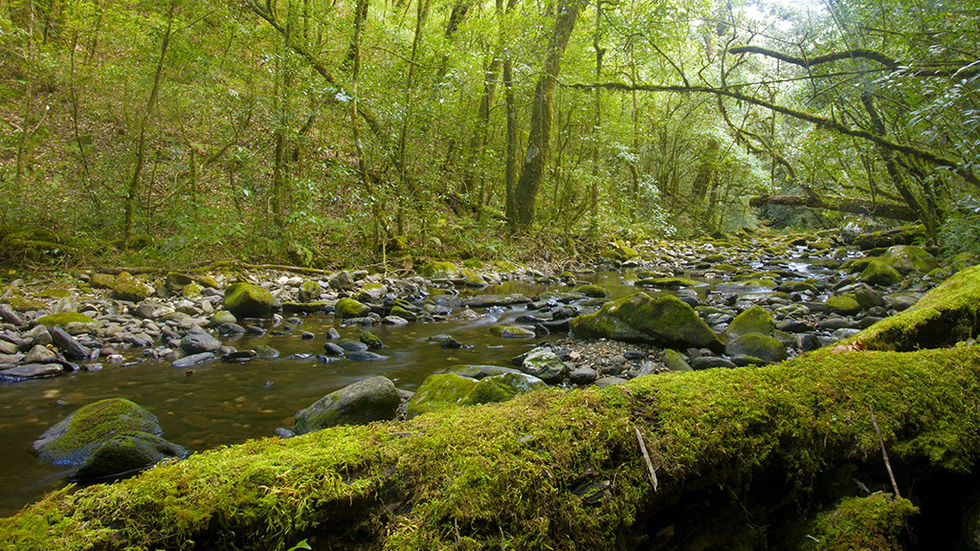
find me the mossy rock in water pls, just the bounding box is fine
[851,264,980,351]
[406,372,547,418]
[712,263,739,273]
[335,297,372,319]
[73,431,188,482]
[724,306,775,339]
[490,325,536,338]
[36,288,72,299]
[570,293,722,351]
[358,329,385,349]
[801,494,917,551]
[826,294,862,315]
[635,277,701,290]
[661,348,691,372]
[389,305,418,321]
[418,261,459,279]
[32,398,164,466]
[36,312,96,327]
[842,257,875,274]
[736,278,778,289]
[725,332,786,364]
[2,295,48,312]
[294,376,400,434]
[859,259,903,286]
[572,284,608,298]
[223,282,275,318]
[881,245,938,274]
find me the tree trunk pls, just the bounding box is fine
[122,0,175,245]
[511,0,582,233]
[748,193,919,221]
[503,48,518,230]
[4,265,980,550]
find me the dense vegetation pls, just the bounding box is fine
[1,0,978,266]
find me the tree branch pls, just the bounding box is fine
[748,194,919,221]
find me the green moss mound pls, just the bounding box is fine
[881,245,938,274]
[860,258,903,286]
[572,284,608,298]
[418,261,459,279]
[36,312,96,326]
[406,372,547,418]
[853,265,980,350]
[803,494,917,551]
[725,332,787,364]
[32,399,163,466]
[725,305,775,339]
[73,432,189,482]
[223,282,275,318]
[826,294,862,315]
[570,292,722,351]
[334,297,372,319]
[2,295,48,312]
[4,345,980,550]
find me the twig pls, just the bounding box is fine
[869,404,901,498]
[634,427,658,492]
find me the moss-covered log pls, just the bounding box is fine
[3,269,980,550]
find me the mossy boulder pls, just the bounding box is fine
[32,399,163,466]
[852,264,980,351]
[570,293,722,351]
[73,432,188,482]
[572,284,608,298]
[294,376,400,434]
[181,282,204,299]
[724,306,775,339]
[406,372,547,418]
[335,297,372,319]
[358,329,385,349]
[106,272,153,302]
[661,348,691,372]
[521,348,567,383]
[881,245,938,274]
[725,333,787,364]
[418,261,459,279]
[2,295,48,312]
[223,282,275,318]
[298,280,320,302]
[36,312,96,327]
[826,294,863,315]
[635,277,702,289]
[860,258,903,286]
[490,325,536,338]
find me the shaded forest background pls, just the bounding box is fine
[1,0,978,267]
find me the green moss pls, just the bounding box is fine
[181,282,204,299]
[724,332,787,364]
[33,399,163,466]
[826,294,862,315]
[109,272,152,302]
[853,265,980,351]
[859,259,903,286]
[1,295,48,312]
[489,324,536,338]
[224,282,275,318]
[461,259,484,269]
[712,263,739,273]
[5,344,980,550]
[572,284,608,298]
[36,288,72,299]
[406,372,547,418]
[635,277,702,289]
[418,261,459,279]
[335,297,372,319]
[881,245,938,274]
[725,306,775,339]
[570,293,722,350]
[842,257,875,274]
[36,312,96,326]
[803,494,917,551]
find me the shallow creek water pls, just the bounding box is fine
[0,260,838,515]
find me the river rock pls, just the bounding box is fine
[725,333,787,364]
[690,356,737,370]
[724,305,775,339]
[568,366,598,385]
[335,298,372,319]
[572,284,608,298]
[490,325,536,338]
[180,328,221,354]
[406,372,546,418]
[223,283,275,318]
[570,293,722,351]
[328,270,356,292]
[171,352,215,369]
[49,326,91,359]
[0,363,63,381]
[336,338,368,352]
[72,432,188,482]
[0,303,25,327]
[463,294,531,308]
[826,294,862,315]
[32,398,163,465]
[521,348,567,383]
[23,344,58,364]
[294,376,401,434]
[444,365,522,379]
[211,310,238,326]
[859,259,903,286]
[345,350,387,361]
[661,348,692,372]
[358,329,384,349]
[881,245,938,274]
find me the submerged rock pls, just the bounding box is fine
[32,399,164,466]
[570,293,722,351]
[335,298,372,319]
[294,376,401,434]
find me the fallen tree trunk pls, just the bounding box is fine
[3,271,980,550]
[749,194,919,222]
